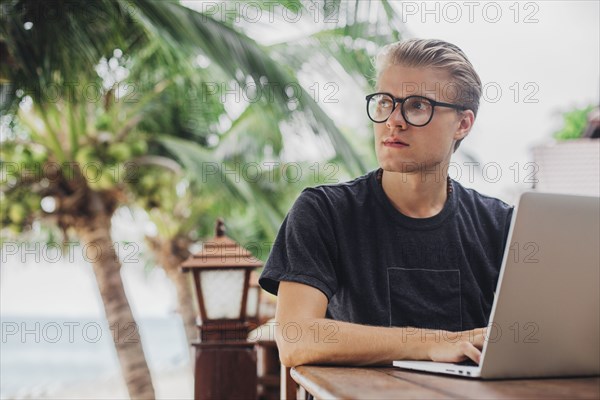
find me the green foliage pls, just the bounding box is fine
[553,105,595,141]
[1,0,404,251]
[0,0,138,113]
[0,140,46,235]
[0,185,41,235]
[129,167,178,210]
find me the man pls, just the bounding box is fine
[259,38,513,368]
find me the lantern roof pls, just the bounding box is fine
[181,218,263,270]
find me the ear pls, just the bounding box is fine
[454,109,475,141]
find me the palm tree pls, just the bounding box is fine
[2,1,395,397]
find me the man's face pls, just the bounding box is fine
[373,64,471,174]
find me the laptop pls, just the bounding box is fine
[393,191,600,379]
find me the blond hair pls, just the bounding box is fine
[373,38,482,151]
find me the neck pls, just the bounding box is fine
[379,168,451,218]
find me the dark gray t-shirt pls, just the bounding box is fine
[259,168,514,331]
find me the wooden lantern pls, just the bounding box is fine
[181,218,262,400]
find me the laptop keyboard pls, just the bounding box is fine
[454,359,479,367]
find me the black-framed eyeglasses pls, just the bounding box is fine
[365,92,468,127]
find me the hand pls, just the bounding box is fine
[426,327,488,365]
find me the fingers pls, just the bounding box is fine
[460,341,482,364]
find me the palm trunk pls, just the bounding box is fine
[76,209,155,400]
[165,266,198,345]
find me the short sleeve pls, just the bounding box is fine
[259,188,339,301]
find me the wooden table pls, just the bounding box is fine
[290,366,600,399]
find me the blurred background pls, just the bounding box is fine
[1,1,598,399]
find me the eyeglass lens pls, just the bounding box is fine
[367,94,433,125]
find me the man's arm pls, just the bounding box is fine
[275,281,487,368]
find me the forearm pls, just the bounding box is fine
[276,317,438,367]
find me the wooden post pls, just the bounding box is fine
[193,342,257,400]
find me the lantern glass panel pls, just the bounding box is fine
[200,269,246,319]
[246,286,259,318]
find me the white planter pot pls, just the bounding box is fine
[531,139,600,197]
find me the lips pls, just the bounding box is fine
[383,138,409,147]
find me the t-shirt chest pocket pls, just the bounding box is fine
[387,267,462,331]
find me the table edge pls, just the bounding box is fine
[291,366,346,400]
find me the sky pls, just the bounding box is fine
[1,1,599,318]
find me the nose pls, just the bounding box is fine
[385,104,407,130]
